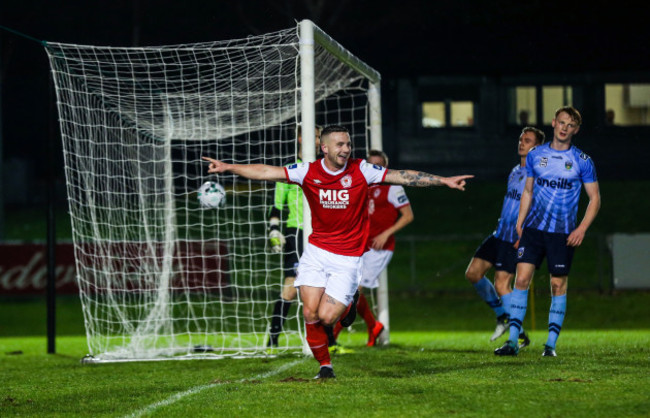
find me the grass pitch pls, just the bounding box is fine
[1,330,649,417]
[2,292,649,417]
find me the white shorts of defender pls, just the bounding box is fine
[360,248,393,289]
[295,243,362,306]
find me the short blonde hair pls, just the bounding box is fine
[555,106,582,126]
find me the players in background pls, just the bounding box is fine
[203,125,473,378]
[495,106,600,357]
[333,150,413,347]
[465,127,545,348]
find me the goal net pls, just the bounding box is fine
[45,20,383,362]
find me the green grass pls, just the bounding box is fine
[1,329,649,417]
[2,292,650,416]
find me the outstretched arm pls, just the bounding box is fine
[384,169,473,191]
[202,157,286,182]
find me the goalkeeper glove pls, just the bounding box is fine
[268,218,285,253]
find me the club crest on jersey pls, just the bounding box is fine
[373,188,381,198]
[340,174,353,188]
[540,157,548,168]
[517,247,525,258]
[565,160,573,170]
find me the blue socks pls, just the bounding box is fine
[500,291,512,318]
[473,277,506,318]
[507,288,528,342]
[546,294,567,348]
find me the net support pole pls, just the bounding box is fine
[299,20,316,356]
[299,20,315,247]
[368,82,389,345]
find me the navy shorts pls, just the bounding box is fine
[283,227,303,278]
[516,227,575,276]
[473,235,517,274]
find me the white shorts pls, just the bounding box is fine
[295,243,362,306]
[360,248,393,289]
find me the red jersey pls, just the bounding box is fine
[285,158,386,256]
[367,184,410,251]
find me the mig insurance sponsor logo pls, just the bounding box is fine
[319,189,349,209]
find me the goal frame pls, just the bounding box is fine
[46,19,387,363]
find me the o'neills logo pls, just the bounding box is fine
[536,177,573,190]
[319,189,350,209]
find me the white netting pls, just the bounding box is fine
[46,22,378,362]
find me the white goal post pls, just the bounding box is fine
[45,19,386,362]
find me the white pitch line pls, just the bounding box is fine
[125,358,307,418]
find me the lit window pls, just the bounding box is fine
[543,86,573,124]
[605,84,650,126]
[422,102,445,128]
[451,101,474,127]
[514,86,537,125]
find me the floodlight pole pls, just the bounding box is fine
[0,30,4,240]
[47,74,57,354]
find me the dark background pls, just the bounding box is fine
[1,0,649,227]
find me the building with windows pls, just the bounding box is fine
[382,72,650,180]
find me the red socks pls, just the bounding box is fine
[357,293,376,331]
[332,302,353,339]
[305,321,331,366]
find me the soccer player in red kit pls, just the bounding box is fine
[203,125,472,379]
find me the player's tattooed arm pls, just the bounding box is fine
[326,295,337,305]
[384,169,473,190]
[386,169,443,186]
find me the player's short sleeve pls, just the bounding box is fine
[387,185,410,208]
[359,160,387,184]
[525,152,536,178]
[578,153,597,183]
[285,162,309,185]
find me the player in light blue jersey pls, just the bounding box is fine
[495,106,601,357]
[466,127,545,348]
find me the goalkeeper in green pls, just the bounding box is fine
[267,125,323,348]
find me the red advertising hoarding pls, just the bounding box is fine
[0,241,229,295]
